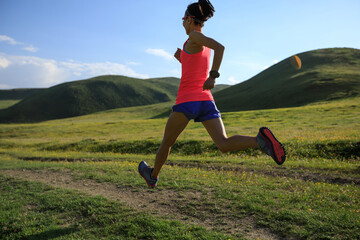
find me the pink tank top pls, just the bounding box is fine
[175,39,214,105]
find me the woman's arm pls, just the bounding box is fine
[189,31,224,71]
[189,31,225,90]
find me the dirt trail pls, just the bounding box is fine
[1,169,283,240]
[21,156,360,185]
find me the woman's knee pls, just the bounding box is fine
[216,139,230,153]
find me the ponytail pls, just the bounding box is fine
[198,0,215,21]
[186,0,215,26]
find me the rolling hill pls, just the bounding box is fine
[1,47,359,123]
[0,76,181,123]
[0,75,230,123]
[0,88,44,100]
[214,47,360,112]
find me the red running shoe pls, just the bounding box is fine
[256,127,286,165]
[138,161,158,187]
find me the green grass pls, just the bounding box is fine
[1,96,358,145]
[1,152,359,239]
[0,175,230,240]
[0,97,360,239]
[0,100,20,110]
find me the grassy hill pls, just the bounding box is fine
[0,89,44,110]
[1,47,358,122]
[0,76,180,123]
[0,75,229,123]
[214,47,360,112]
[0,88,44,100]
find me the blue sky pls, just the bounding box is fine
[1,0,359,89]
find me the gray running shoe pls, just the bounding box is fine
[138,161,158,187]
[256,127,286,165]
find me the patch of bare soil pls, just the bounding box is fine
[0,169,282,240]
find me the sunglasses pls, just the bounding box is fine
[182,15,195,21]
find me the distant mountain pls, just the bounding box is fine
[0,76,180,123]
[214,48,360,112]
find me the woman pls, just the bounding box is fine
[139,0,286,187]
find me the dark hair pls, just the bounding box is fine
[186,0,215,26]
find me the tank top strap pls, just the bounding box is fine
[183,39,189,49]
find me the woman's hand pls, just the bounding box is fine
[203,76,216,90]
[174,48,181,63]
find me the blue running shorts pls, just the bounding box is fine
[172,101,221,122]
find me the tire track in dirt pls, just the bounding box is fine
[0,169,283,240]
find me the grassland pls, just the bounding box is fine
[0,97,359,239]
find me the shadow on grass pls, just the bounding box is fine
[151,109,172,119]
[24,227,78,240]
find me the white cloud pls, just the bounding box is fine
[146,48,173,61]
[228,76,240,84]
[0,56,11,69]
[127,61,141,66]
[0,35,39,52]
[0,53,149,89]
[23,45,39,53]
[0,35,21,45]
[60,60,148,79]
[0,54,69,89]
[0,83,11,89]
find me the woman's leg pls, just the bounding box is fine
[151,112,190,178]
[202,117,258,153]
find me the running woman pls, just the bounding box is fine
[139,0,286,187]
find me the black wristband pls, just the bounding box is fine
[209,70,220,78]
